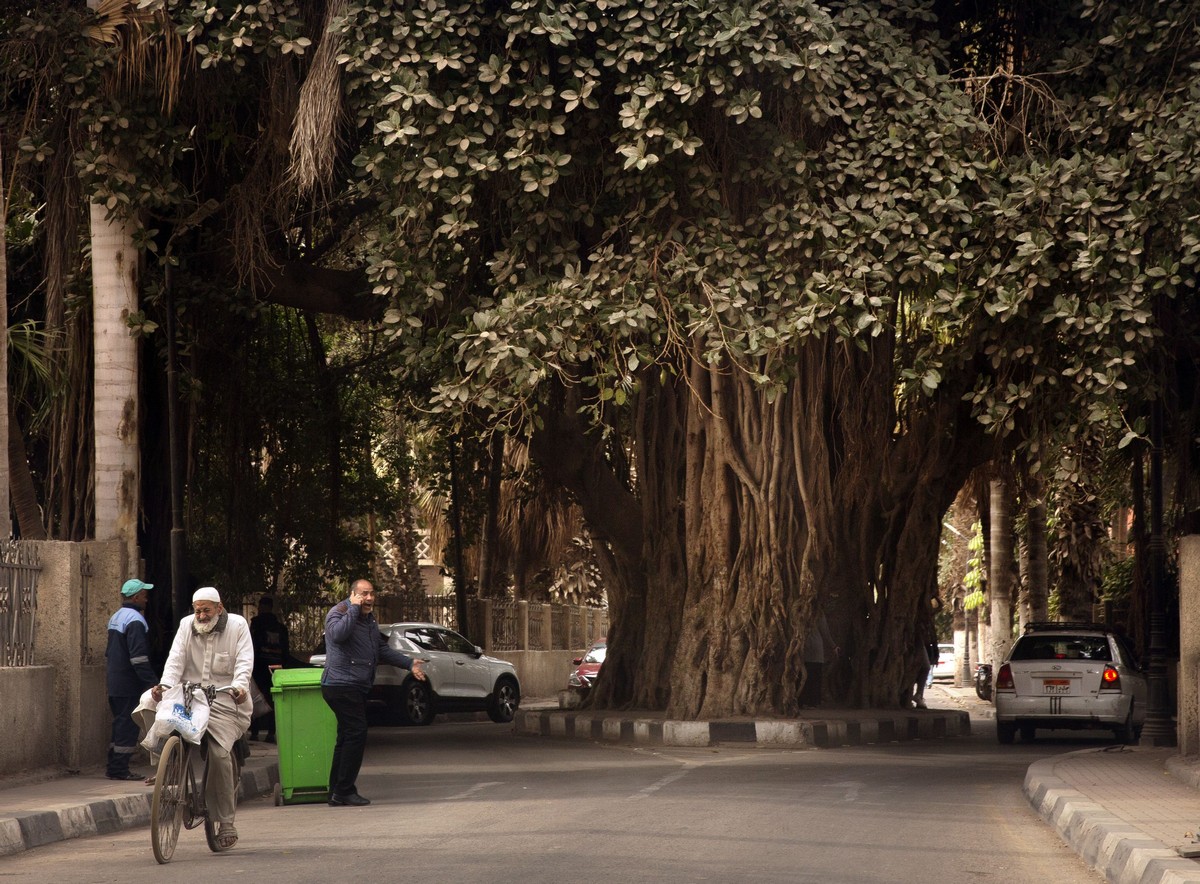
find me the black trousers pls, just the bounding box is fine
[321,684,370,797]
[107,694,141,775]
[799,662,823,707]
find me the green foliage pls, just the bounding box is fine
[313,0,1193,456]
[962,521,985,610]
[1101,556,1135,603]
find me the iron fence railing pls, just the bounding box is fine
[0,541,41,667]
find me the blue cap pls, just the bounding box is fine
[121,578,154,597]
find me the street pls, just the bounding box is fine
[0,716,1104,883]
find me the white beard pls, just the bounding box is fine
[193,617,217,635]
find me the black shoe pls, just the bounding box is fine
[264,735,276,744]
[106,771,143,781]
[328,792,371,807]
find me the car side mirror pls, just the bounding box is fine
[473,645,484,658]
[572,657,583,665]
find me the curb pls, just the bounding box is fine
[514,708,972,748]
[0,760,280,858]
[1024,754,1200,884]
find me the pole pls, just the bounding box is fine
[449,435,470,641]
[164,256,188,624]
[1140,397,1175,746]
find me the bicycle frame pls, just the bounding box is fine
[150,682,241,864]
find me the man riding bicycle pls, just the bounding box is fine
[153,586,253,851]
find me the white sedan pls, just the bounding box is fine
[993,622,1147,744]
[930,643,956,681]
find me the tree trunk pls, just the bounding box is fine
[8,404,46,539]
[533,331,991,716]
[477,432,504,597]
[988,476,1015,665]
[90,202,140,566]
[0,139,9,538]
[1024,499,1048,624]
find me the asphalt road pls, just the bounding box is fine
[0,717,1105,883]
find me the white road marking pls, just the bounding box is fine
[631,769,692,799]
[443,781,504,800]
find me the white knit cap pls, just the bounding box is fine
[192,586,221,604]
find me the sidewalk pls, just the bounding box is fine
[4,686,1200,884]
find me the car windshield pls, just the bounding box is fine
[1010,635,1112,662]
[583,646,607,664]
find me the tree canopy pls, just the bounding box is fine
[2,0,1197,712]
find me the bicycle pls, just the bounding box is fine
[149,683,248,864]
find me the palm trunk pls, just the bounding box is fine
[988,476,1015,664]
[90,202,140,565]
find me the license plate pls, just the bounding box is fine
[1043,679,1071,695]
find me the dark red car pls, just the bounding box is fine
[567,639,607,697]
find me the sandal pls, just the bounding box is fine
[144,775,155,786]
[215,823,238,850]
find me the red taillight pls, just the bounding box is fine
[995,663,1014,690]
[1100,666,1121,690]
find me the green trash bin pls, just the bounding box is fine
[271,667,336,806]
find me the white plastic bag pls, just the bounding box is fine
[249,680,272,720]
[154,683,211,745]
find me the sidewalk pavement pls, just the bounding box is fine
[3,685,1200,884]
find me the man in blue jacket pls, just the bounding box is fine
[321,579,426,806]
[105,578,158,781]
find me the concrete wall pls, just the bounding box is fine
[1180,535,1200,756]
[0,540,125,779]
[491,650,581,699]
[0,667,58,774]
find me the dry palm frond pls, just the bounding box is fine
[85,0,184,116]
[288,0,346,198]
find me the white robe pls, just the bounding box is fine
[158,612,254,751]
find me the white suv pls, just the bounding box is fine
[993,622,1147,744]
[310,622,521,726]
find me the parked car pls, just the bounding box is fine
[930,643,956,682]
[308,622,521,726]
[993,621,1147,744]
[567,639,607,698]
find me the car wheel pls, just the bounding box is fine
[1020,724,1036,743]
[487,676,520,723]
[1115,706,1137,745]
[996,722,1016,744]
[401,679,435,726]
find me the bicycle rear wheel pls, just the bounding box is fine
[150,736,186,864]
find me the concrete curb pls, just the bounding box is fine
[1024,754,1200,884]
[0,760,280,858]
[514,708,972,748]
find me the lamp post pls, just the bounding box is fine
[1140,397,1176,746]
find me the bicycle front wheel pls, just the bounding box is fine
[150,736,186,864]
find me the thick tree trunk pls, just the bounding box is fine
[533,330,992,716]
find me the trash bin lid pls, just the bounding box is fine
[272,667,324,688]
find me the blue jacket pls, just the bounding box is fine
[321,599,415,689]
[105,604,157,696]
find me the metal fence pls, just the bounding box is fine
[280,595,606,656]
[0,541,41,666]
